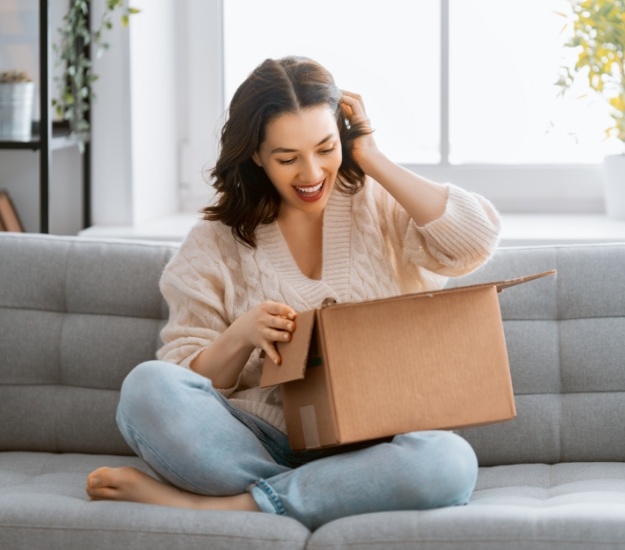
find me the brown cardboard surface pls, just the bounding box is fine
[261,270,554,450]
[318,286,513,443]
[260,309,316,387]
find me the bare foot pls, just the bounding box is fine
[86,467,259,512]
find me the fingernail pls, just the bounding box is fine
[287,313,294,320]
[283,333,289,341]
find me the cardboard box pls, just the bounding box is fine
[261,270,555,451]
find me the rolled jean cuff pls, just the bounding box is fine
[248,479,287,516]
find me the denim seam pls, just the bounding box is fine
[253,479,287,516]
[225,406,294,465]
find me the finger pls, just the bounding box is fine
[263,342,282,365]
[269,315,295,333]
[263,326,293,344]
[341,91,367,116]
[260,308,296,334]
[264,301,297,320]
[342,90,363,103]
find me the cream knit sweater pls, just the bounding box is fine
[157,179,501,432]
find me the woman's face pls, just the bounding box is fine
[253,105,342,218]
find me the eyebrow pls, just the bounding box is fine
[270,133,337,155]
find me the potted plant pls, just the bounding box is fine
[0,70,35,139]
[52,0,139,150]
[557,0,625,218]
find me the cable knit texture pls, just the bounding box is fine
[158,179,501,432]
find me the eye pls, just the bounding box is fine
[277,158,296,166]
[319,147,335,155]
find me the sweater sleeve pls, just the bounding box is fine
[156,224,231,370]
[380,182,501,277]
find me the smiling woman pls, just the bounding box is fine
[85,54,501,529]
[252,108,341,207]
[203,57,371,248]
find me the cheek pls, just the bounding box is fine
[265,164,293,186]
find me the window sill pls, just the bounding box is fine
[79,212,200,242]
[499,214,625,247]
[79,213,625,247]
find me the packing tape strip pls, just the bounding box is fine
[299,404,321,449]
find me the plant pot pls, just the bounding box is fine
[603,154,625,219]
[0,82,35,139]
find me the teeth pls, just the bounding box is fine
[295,182,323,195]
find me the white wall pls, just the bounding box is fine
[91,0,179,227]
[128,0,178,224]
[178,0,224,213]
[89,0,133,227]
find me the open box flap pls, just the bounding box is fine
[318,270,557,309]
[260,309,317,388]
[423,270,557,300]
[443,270,556,296]
[386,270,556,301]
[494,269,556,292]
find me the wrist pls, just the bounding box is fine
[356,148,391,179]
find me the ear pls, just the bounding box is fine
[251,151,262,167]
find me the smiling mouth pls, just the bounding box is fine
[294,180,325,198]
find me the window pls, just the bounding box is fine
[223,0,440,164]
[449,0,619,164]
[213,0,613,212]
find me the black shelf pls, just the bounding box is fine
[0,125,82,151]
[0,0,91,232]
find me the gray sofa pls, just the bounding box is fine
[2,232,625,549]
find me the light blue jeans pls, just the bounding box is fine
[116,360,478,530]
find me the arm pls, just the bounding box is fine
[341,92,500,276]
[158,230,297,390]
[340,92,448,227]
[189,301,297,388]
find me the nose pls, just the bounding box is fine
[299,156,324,183]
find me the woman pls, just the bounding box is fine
[86,56,500,530]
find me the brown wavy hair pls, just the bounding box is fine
[202,56,371,248]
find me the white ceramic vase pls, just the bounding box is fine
[0,81,35,139]
[603,153,625,219]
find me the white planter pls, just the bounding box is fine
[603,153,625,219]
[0,82,35,139]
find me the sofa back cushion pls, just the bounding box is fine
[452,244,625,466]
[0,234,177,455]
[3,235,625,465]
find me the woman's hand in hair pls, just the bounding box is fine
[232,301,298,366]
[340,91,378,168]
[341,93,447,226]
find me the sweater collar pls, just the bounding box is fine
[256,186,352,308]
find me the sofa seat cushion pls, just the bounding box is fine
[0,452,310,550]
[306,463,625,550]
